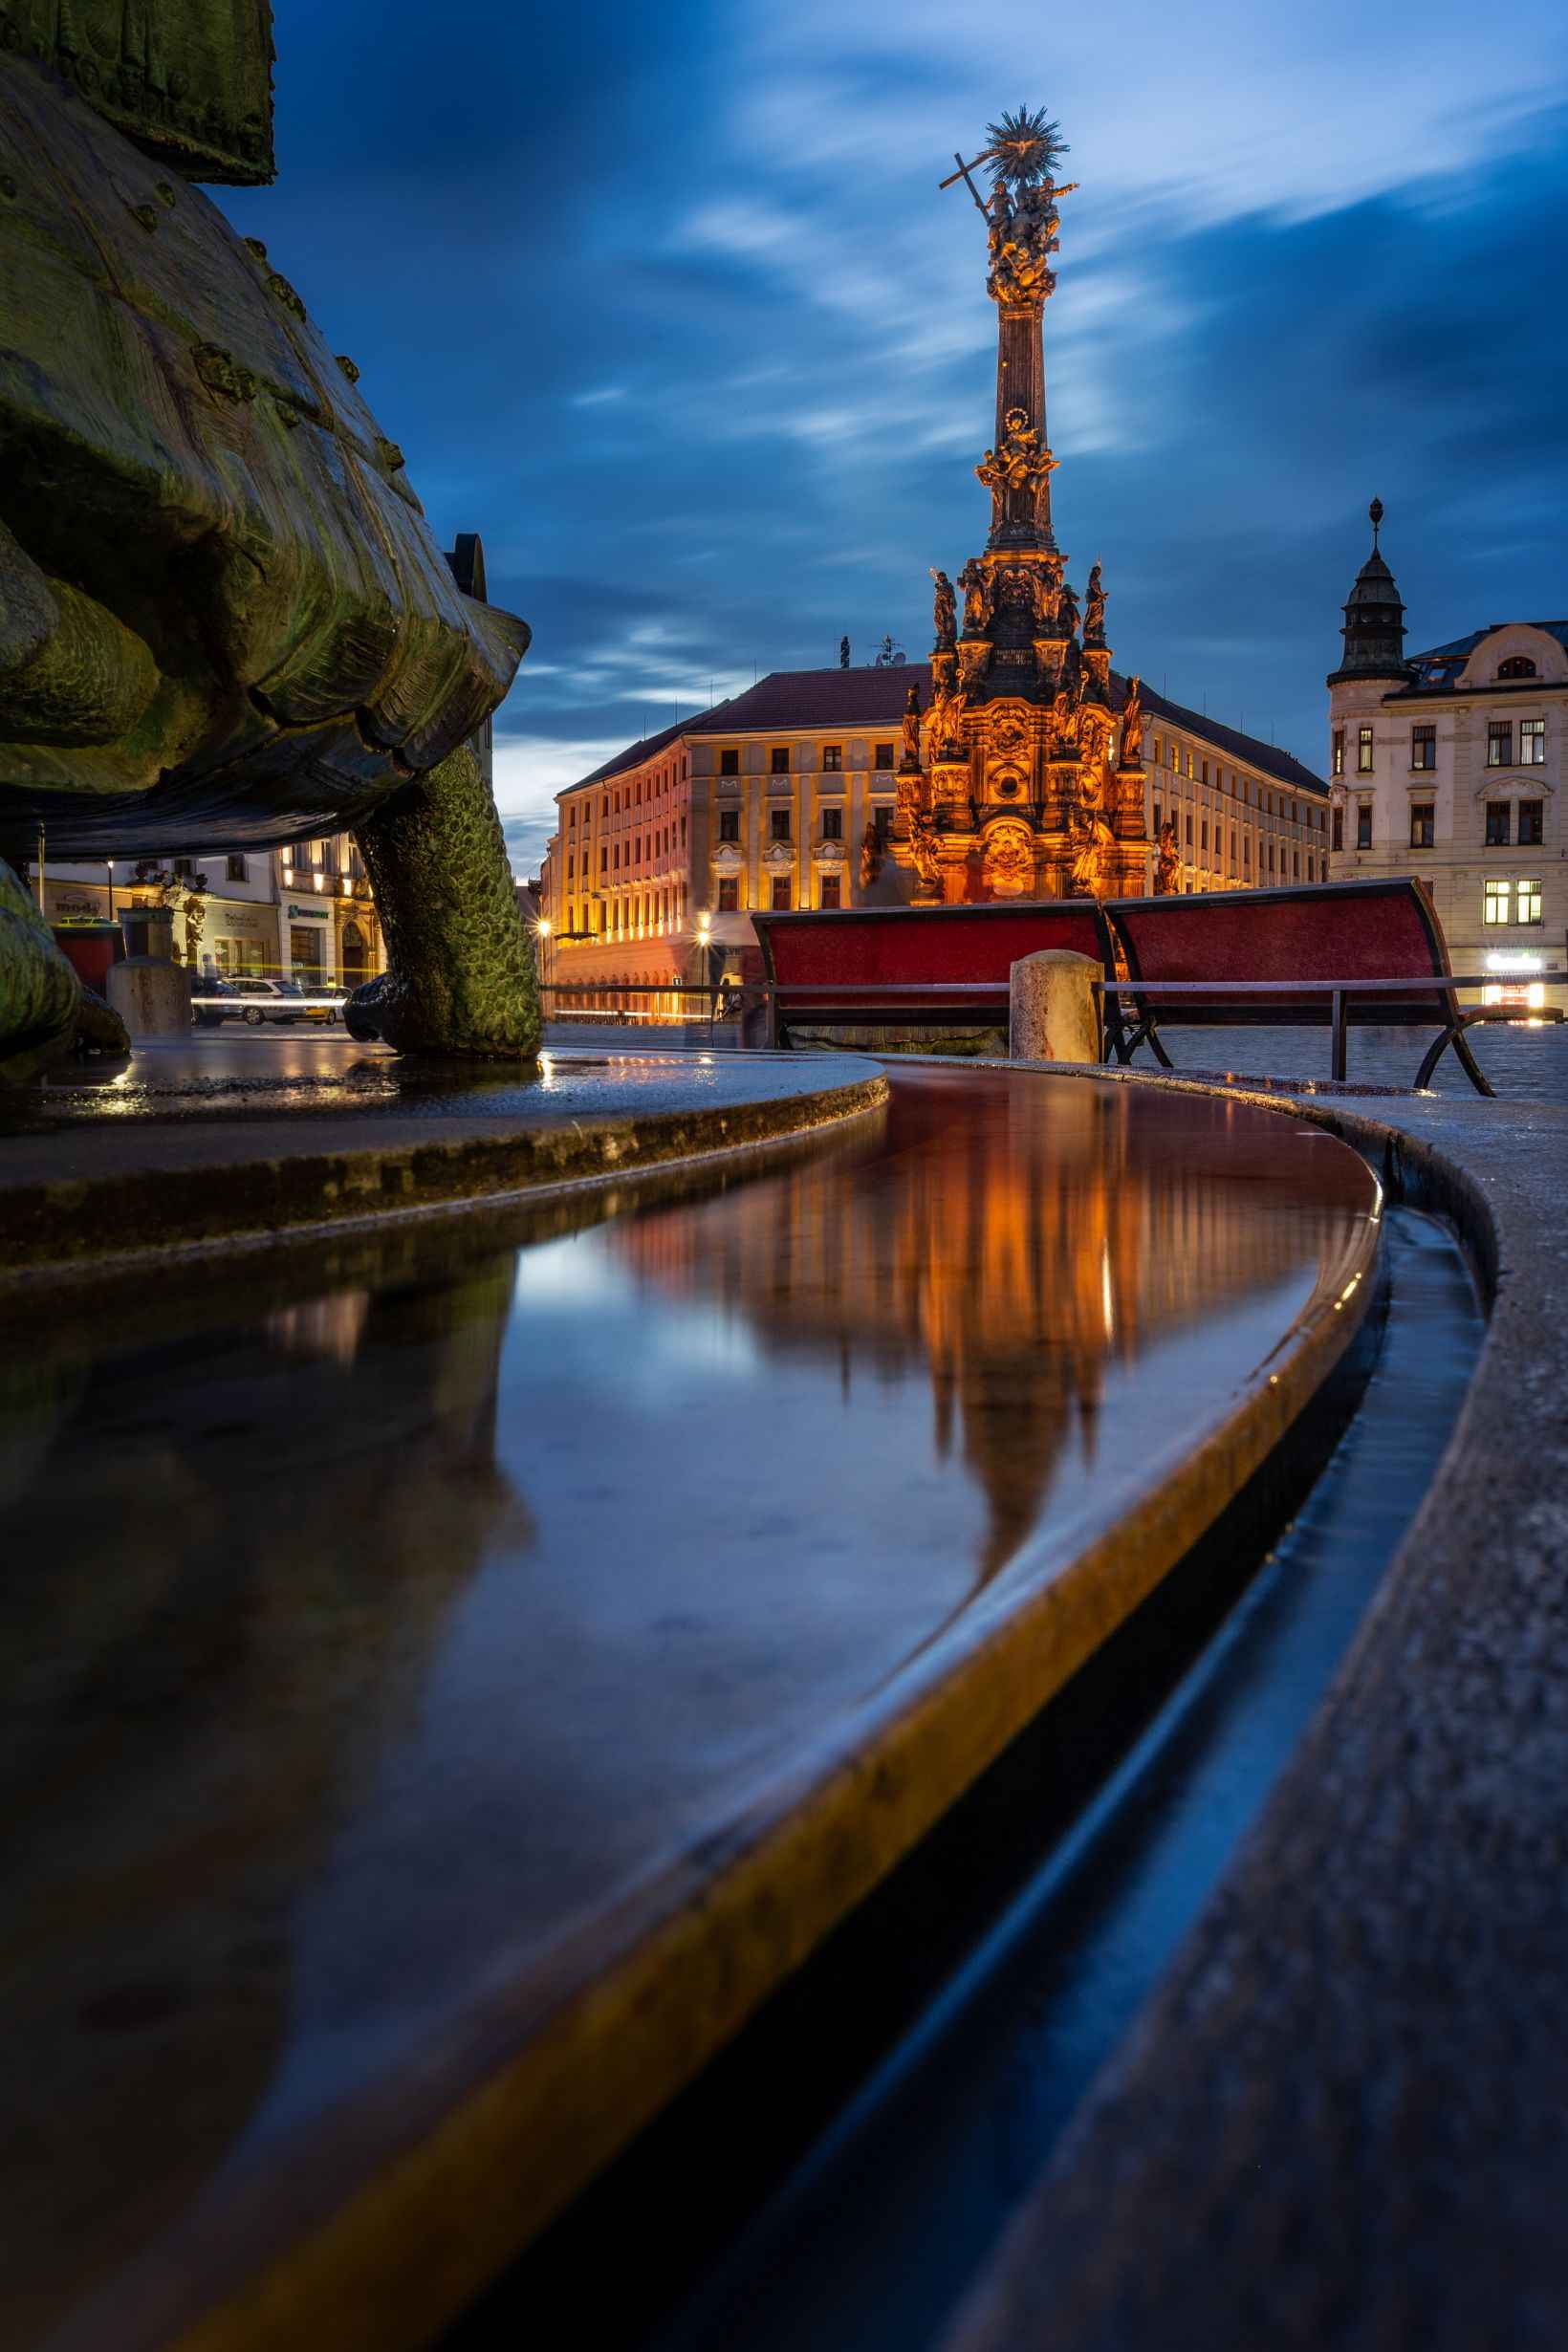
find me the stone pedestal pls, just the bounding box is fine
[1009,948,1101,1063]
[107,955,191,1037]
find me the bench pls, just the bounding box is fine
[751,902,1117,1050]
[1103,877,1557,1097]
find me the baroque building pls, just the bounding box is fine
[540,673,1328,998]
[1325,502,1566,996]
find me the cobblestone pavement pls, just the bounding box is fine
[1151,1017,1568,1102]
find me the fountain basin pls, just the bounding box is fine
[0,1068,1381,2351]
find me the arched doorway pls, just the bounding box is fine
[341,923,369,986]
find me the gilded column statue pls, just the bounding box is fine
[898,109,1150,904]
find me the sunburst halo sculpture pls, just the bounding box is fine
[985,106,1068,189]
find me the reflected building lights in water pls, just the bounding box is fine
[609,1071,1369,1588]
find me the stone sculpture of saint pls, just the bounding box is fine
[958,558,991,635]
[929,569,957,647]
[1156,820,1181,896]
[1121,674,1144,765]
[1057,579,1080,639]
[902,683,923,767]
[860,819,883,888]
[1084,561,1107,642]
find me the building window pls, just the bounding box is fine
[771,877,792,910]
[771,746,791,774]
[1357,727,1374,774]
[1353,802,1370,849]
[1485,802,1512,846]
[720,748,739,775]
[1230,827,1237,867]
[1331,729,1344,777]
[821,744,842,773]
[1518,877,1543,924]
[717,878,739,912]
[1410,725,1436,771]
[1185,813,1193,845]
[820,807,843,839]
[1152,801,1161,836]
[226,854,248,883]
[770,810,791,842]
[1200,819,1209,853]
[874,742,894,771]
[1201,760,1209,786]
[1244,837,1252,869]
[1483,879,1512,926]
[718,809,740,842]
[1520,718,1546,765]
[819,874,841,909]
[173,856,195,878]
[1498,656,1537,680]
[1410,803,1434,848]
[1487,720,1513,768]
[1518,798,1544,845]
[873,807,893,844]
[1294,850,1300,878]
[1332,805,1343,853]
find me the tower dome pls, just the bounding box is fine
[1329,498,1410,685]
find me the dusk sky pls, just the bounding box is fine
[225,2,1568,877]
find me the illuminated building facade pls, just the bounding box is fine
[539,676,1329,995]
[1325,503,1567,996]
[31,836,383,986]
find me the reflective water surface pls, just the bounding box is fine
[0,1069,1377,2342]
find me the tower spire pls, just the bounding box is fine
[1329,496,1410,685]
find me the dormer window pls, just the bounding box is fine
[1497,656,1537,680]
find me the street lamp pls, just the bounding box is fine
[534,915,551,992]
[104,858,115,927]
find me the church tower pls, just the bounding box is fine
[1328,498,1410,686]
[891,110,1150,904]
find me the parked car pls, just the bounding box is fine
[290,979,344,1023]
[229,978,307,1026]
[189,977,239,1028]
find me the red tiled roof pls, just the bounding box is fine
[564,664,1325,797]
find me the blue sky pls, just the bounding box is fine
[224,2,1568,876]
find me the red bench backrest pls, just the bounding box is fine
[1105,879,1454,1018]
[752,902,1114,992]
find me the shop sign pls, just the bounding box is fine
[44,882,112,925]
[209,898,272,937]
[287,903,330,922]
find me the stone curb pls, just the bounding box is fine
[939,1062,1568,2352]
[0,1072,891,1279]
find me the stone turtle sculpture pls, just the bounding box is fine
[0,19,538,1077]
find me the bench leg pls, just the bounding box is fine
[1331,990,1348,1083]
[1146,1021,1174,1071]
[1415,1019,1496,1099]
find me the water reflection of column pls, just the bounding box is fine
[612,1078,1348,1594]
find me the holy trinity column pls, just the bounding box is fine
[890,109,1151,904]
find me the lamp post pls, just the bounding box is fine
[104,858,115,929]
[535,915,551,995]
[695,908,712,1019]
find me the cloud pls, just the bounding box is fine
[206,0,1566,835]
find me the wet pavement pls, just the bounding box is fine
[4,1031,820,1129]
[0,1067,1379,2351]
